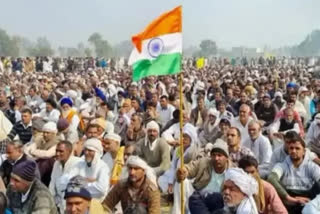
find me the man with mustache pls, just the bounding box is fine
[177,140,232,214]
[101,156,160,214]
[137,121,170,177]
[220,168,259,214]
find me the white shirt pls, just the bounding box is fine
[231,116,253,144]
[243,134,272,174]
[272,155,320,191]
[101,152,114,172]
[68,159,110,199]
[306,121,320,145]
[34,108,61,123]
[157,104,175,127]
[49,156,82,211]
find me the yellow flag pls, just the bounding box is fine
[196,57,205,69]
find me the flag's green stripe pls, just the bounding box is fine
[132,53,181,81]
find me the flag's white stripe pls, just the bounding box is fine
[129,32,182,65]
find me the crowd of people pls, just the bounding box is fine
[0,56,320,214]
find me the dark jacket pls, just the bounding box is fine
[0,154,41,187]
[7,179,57,214]
[190,107,208,126]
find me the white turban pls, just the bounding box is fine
[84,138,103,158]
[146,121,160,133]
[183,123,198,145]
[208,108,219,118]
[66,90,78,99]
[104,133,121,143]
[126,156,157,187]
[225,168,258,197]
[42,122,58,133]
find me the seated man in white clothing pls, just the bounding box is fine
[242,121,272,178]
[231,104,254,144]
[270,108,300,148]
[49,140,82,213]
[306,113,320,157]
[68,138,110,199]
[101,133,126,186]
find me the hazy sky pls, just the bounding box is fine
[1,0,319,49]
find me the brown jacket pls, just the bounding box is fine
[190,107,208,126]
[184,157,233,191]
[102,177,160,214]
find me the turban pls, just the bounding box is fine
[84,138,103,158]
[90,118,106,130]
[126,156,157,187]
[208,108,219,118]
[183,124,198,145]
[66,90,78,99]
[225,168,258,197]
[146,121,160,133]
[60,97,73,107]
[42,121,58,133]
[104,133,121,143]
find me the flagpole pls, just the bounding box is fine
[179,71,185,214]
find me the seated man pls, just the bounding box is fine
[199,108,220,147]
[270,131,320,171]
[158,125,199,214]
[306,113,320,156]
[68,138,110,200]
[268,137,320,214]
[177,140,232,214]
[239,156,288,214]
[270,107,300,148]
[7,160,57,214]
[0,140,40,187]
[242,121,272,177]
[226,127,254,166]
[137,121,170,177]
[231,104,254,143]
[101,133,125,185]
[101,156,160,214]
[220,168,258,213]
[49,140,82,213]
[65,176,92,214]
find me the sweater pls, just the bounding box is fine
[137,137,171,177]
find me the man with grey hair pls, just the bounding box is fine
[242,120,272,177]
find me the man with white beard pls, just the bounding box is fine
[67,138,110,200]
[220,168,258,214]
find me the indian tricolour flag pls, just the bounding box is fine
[128,6,182,81]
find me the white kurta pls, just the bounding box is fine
[68,159,110,199]
[33,109,61,123]
[49,156,82,212]
[231,117,253,144]
[242,134,272,177]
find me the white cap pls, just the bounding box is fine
[42,122,58,133]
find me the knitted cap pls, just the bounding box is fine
[211,139,229,157]
[64,176,92,200]
[12,160,37,182]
